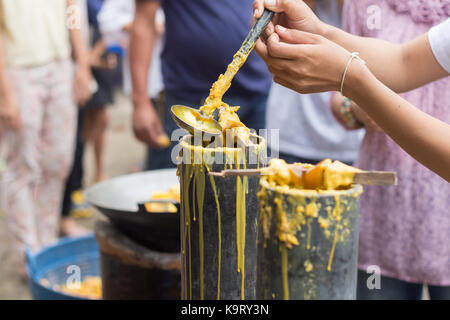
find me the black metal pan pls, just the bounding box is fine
[85,169,180,253]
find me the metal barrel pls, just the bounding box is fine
[257,179,363,300]
[178,134,266,300]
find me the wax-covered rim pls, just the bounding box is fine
[259,177,363,198]
[179,134,266,153]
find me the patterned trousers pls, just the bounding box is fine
[0,59,76,256]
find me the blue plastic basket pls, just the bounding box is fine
[26,234,100,300]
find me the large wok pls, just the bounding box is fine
[85,169,180,253]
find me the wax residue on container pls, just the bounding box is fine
[235,150,248,300]
[257,158,363,300]
[179,137,266,300]
[281,245,290,300]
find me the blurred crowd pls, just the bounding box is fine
[0,0,448,299]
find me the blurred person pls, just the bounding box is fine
[61,0,121,236]
[60,0,92,237]
[328,0,450,300]
[98,0,165,172]
[98,0,165,103]
[253,0,450,299]
[130,0,272,170]
[0,0,92,275]
[267,0,363,165]
[84,0,119,184]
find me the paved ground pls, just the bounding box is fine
[0,92,146,300]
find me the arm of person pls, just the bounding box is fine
[67,0,93,106]
[130,0,167,148]
[256,27,450,182]
[0,33,20,131]
[346,61,450,182]
[323,28,448,93]
[253,0,449,93]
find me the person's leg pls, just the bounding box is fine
[83,107,109,182]
[92,107,108,182]
[60,109,89,236]
[427,284,450,300]
[0,67,44,269]
[357,270,423,300]
[37,60,77,247]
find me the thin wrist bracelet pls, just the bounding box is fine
[340,52,366,95]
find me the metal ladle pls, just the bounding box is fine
[170,9,274,136]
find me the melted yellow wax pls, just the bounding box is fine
[257,158,363,300]
[191,46,252,144]
[177,23,261,300]
[200,51,250,117]
[179,137,266,300]
[145,185,180,213]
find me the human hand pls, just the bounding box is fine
[132,99,170,149]
[253,0,325,38]
[0,91,21,131]
[256,26,366,95]
[74,66,93,106]
[90,50,118,70]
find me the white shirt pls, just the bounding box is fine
[1,0,71,68]
[429,18,450,74]
[266,0,364,162]
[98,0,164,98]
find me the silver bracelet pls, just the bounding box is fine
[340,52,366,95]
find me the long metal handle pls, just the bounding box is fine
[240,9,275,55]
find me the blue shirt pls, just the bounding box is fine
[87,0,104,26]
[157,0,272,101]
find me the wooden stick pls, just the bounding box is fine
[208,168,397,186]
[208,169,262,177]
[353,171,397,186]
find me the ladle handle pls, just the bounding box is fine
[240,9,275,55]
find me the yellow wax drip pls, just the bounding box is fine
[179,137,266,300]
[196,167,206,299]
[281,246,290,300]
[208,173,222,300]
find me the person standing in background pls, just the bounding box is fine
[60,0,93,237]
[130,0,272,170]
[0,0,92,277]
[98,0,165,105]
[83,0,119,184]
[330,0,450,299]
[266,0,363,165]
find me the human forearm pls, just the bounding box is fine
[254,0,448,93]
[346,62,450,181]
[322,25,447,93]
[130,2,158,108]
[67,0,89,69]
[0,35,11,98]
